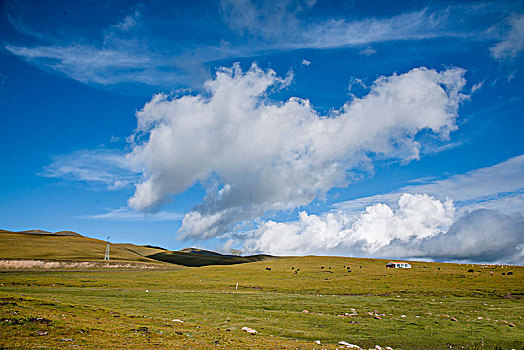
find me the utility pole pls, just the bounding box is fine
[104,236,110,261]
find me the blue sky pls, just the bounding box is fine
[1,0,523,263]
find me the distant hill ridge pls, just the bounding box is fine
[179,247,237,257]
[2,229,83,237]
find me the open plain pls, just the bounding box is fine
[0,231,522,349]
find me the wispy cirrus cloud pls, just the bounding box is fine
[220,0,449,47]
[6,44,170,86]
[5,1,521,89]
[490,14,524,60]
[4,6,188,88]
[112,10,140,32]
[41,149,138,190]
[79,207,183,222]
[334,154,524,215]
[359,47,377,56]
[220,1,523,52]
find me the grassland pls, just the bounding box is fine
[0,232,523,349]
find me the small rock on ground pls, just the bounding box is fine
[241,326,257,334]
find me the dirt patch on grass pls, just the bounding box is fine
[0,259,163,270]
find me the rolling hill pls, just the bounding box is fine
[0,229,275,267]
[146,250,274,267]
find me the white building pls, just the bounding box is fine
[386,262,411,268]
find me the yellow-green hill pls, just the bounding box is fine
[0,230,165,264]
[0,229,275,267]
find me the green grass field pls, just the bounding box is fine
[0,231,522,349]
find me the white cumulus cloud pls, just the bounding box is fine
[241,155,524,263]
[241,194,524,264]
[127,63,467,239]
[242,193,455,256]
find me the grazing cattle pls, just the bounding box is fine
[321,266,324,269]
[265,267,271,271]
